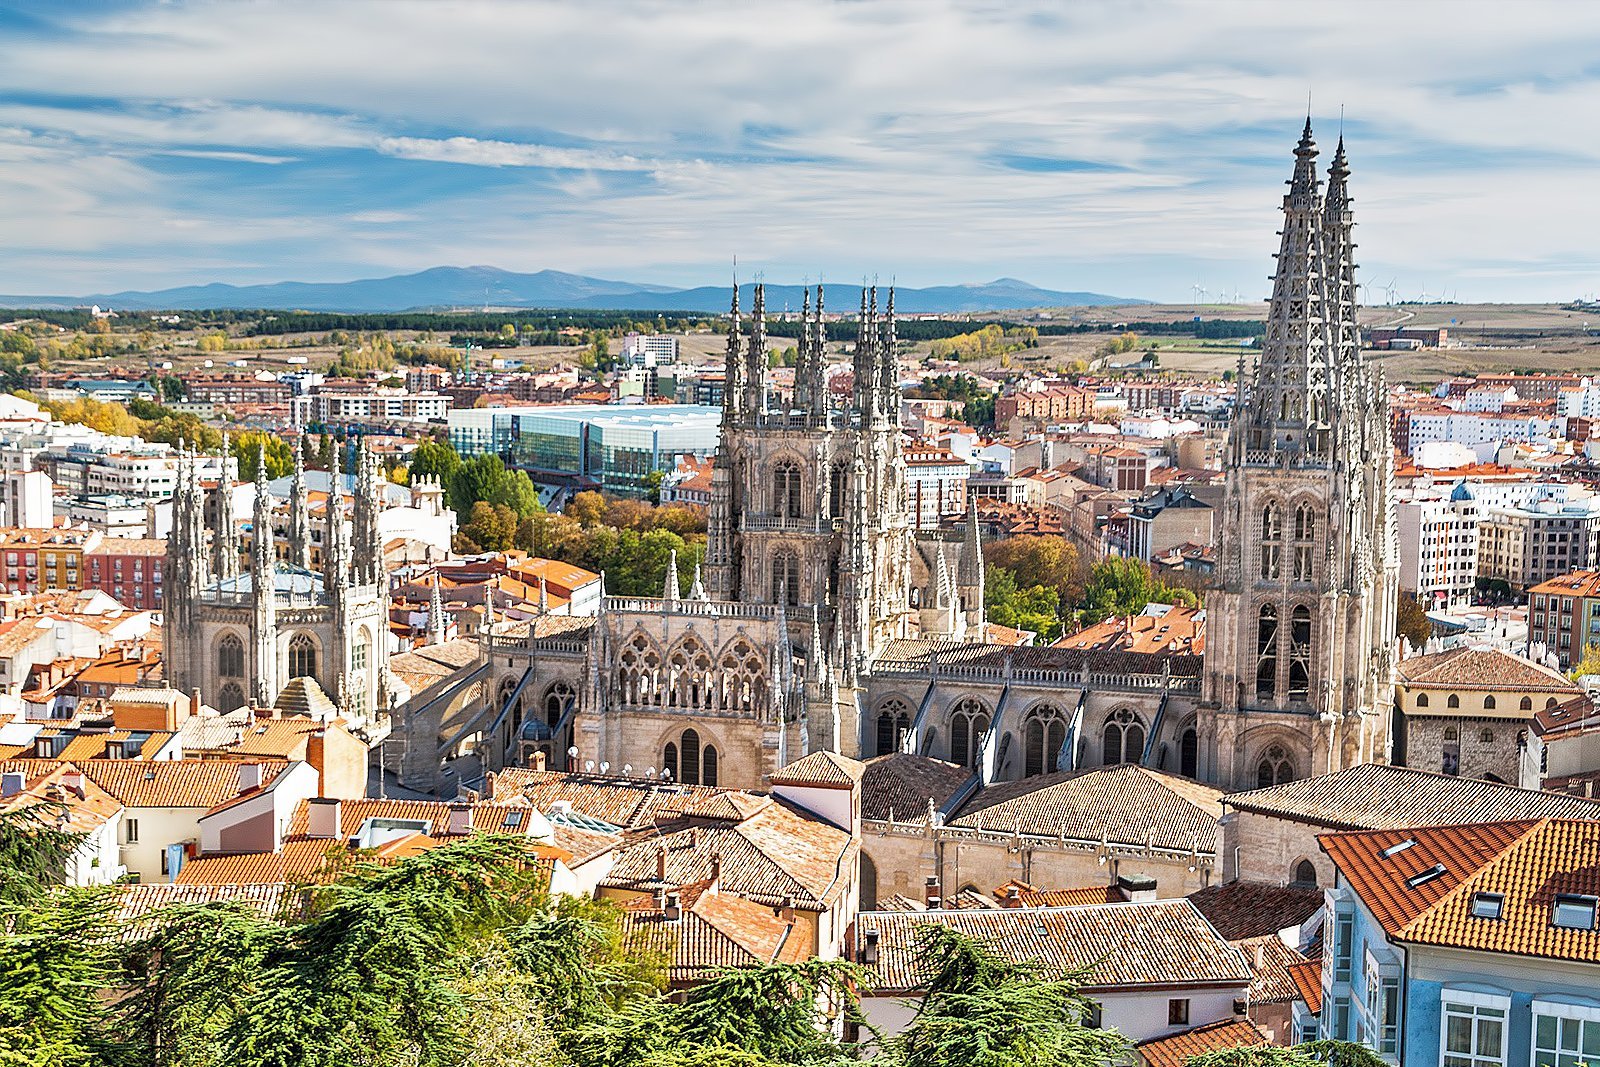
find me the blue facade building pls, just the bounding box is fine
[1318,819,1600,1067]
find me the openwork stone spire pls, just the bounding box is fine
[1243,119,1336,461]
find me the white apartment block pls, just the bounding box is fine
[1395,486,1480,607]
[1406,410,1557,450]
[1460,385,1517,412]
[300,388,452,426]
[1557,385,1600,419]
[622,334,680,367]
[904,449,971,529]
[1,470,52,528]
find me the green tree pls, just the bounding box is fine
[409,437,463,488]
[1078,556,1198,625]
[890,925,1126,1067]
[1395,593,1431,652]
[1187,1040,1387,1067]
[231,431,294,481]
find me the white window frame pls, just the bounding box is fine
[1441,989,1510,1067]
[1531,999,1600,1067]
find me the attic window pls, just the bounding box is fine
[1470,892,1504,920]
[1405,864,1448,889]
[1552,894,1598,930]
[502,810,524,830]
[1380,839,1416,859]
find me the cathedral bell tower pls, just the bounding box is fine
[1199,121,1398,791]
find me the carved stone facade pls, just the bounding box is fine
[166,440,390,725]
[1199,121,1398,791]
[435,124,1398,797]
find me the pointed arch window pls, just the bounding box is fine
[217,634,244,678]
[1024,705,1067,778]
[1180,727,1199,779]
[772,462,802,519]
[949,697,990,768]
[544,682,576,727]
[1288,606,1312,702]
[663,742,678,781]
[1260,502,1283,579]
[876,699,911,756]
[679,728,702,785]
[218,681,246,713]
[1292,503,1316,581]
[1255,605,1279,702]
[1102,708,1146,766]
[829,464,849,519]
[1256,744,1294,788]
[771,550,800,607]
[288,633,317,680]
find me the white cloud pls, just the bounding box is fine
[0,0,1597,299]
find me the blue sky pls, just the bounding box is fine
[2,0,1598,303]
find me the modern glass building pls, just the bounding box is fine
[448,404,722,498]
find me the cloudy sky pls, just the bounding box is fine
[2,0,1598,303]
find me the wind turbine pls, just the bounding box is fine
[1383,278,1398,306]
[1192,284,1207,306]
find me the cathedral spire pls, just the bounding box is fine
[214,434,238,580]
[663,548,680,602]
[795,286,813,416]
[428,573,446,644]
[1243,121,1336,460]
[957,489,985,623]
[288,442,311,570]
[324,441,348,599]
[878,285,898,425]
[809,285,829,424]
[250,443,278,707]
[722,279,745,426]
[853,285,877,419]
[745,282,768,418]
[689,563,707,601]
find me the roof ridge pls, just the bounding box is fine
[1393,819,1547,939]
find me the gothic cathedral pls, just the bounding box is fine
[1199,121,1398,790]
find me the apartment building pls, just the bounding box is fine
[85,538,166,610]
[1395,485,1480,607]
[1527,570,1600,670]
[1477,495,1600,591]
[903,447,970,529]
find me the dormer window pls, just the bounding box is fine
[1552,894,1598,930]
[1470,892,1504,920]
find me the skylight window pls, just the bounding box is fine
[1470,892,1504,920]
[1552,894,1598,930]
[1381,839,1416,859]
[502,810,524,829]
[1405,864,1448,889]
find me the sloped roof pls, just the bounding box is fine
[771,750,864,787]
[1321,819,1600,964]
[0,757,290,808]
[1136,1019,1270,1067]
[949,764,1222,854]
[1285,957,1323,1014]
[602,799,857,911]
[1187,880,1324,941]
[273,677,338,719]
[1236,933,1309,1004]
[1397,646,1577,692]
[484,768,762,831]
[1225,763,1600,830]
[623,888,807,980]
[860,752,973,823]
[857,900,1251,993]
[873,637,1201,679]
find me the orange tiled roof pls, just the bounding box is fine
[1015,884,1125,907]
[0,757,289,808]
[770,750,864,787]
[1136,1019,1269,1067]
[1396,646,1577,693]
[623,886,808,980]
[1320,819,1600,962]
[1285,957,1323,1014]
[1530,570,1600,599]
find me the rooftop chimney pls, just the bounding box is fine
[862,929,881,965]
[664,892,682,921]
[307,797,342,840]
[1116,873,1158,903]
[532,750,547,772]
[1001,884,1022,908]
[1,771,23,798]
[656,845,668,881]
[237,761,263,793]
[447,802,472,836]
[924,875,942,909]
[60,770,85,799]
[708,852,722,894]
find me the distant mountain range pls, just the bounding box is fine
[0,266,1145,314]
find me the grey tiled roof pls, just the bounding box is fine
[949,763,1222,853]
[860,752,974,822]
[857,899,1252,992]
[1224,763,1600,830]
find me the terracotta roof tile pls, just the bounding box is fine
[1136,1019,1270,1067]
[1015,884,1125,907]
[1236,933,1308,1004]
[0,757,290,808]
[873,637,1202,680]
[484,768,761,830]
[1397,646,1578,693]
[950,764,1221,854]
[1322,818,1600,964]
[858,900,1252,993]
[771,750,864,787]
[623,889,807,980]
[1285,958,1323,1014]
[1187,881,1324,941]
[1225,762,1600,830]
[860,753,974,823]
